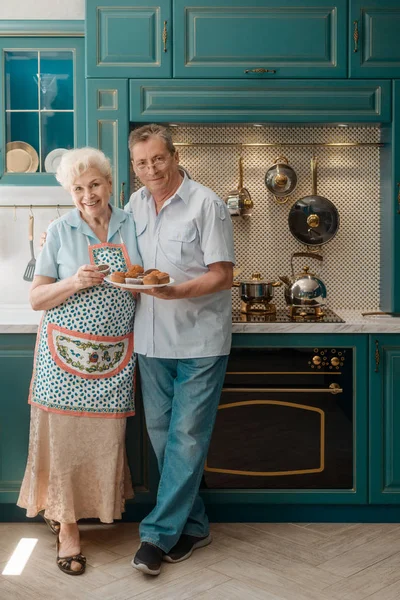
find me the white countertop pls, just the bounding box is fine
[1,305,400,335]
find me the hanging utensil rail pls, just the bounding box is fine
[174,142,384,148]
[0,204,73,209]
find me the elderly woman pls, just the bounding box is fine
[17,147,141,576]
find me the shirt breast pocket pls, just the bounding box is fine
[162,223,197,267]
[135,220,148,256]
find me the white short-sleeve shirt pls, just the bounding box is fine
[125,175,235,358]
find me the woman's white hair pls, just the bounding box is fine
[56,147,112,190]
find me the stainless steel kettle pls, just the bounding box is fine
[279,252,327,307]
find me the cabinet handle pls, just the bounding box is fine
[375,340,380,373]
[162,20,167,53]
[353,20,359,53]
[222,384,343,395]
[397,183,400,214]
[244,68,276,74]
[119,181,125,209]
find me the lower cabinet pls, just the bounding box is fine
[369,334,400,502]
[3,331,400,519]
[0,335,34,504]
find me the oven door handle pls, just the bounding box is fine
[222,383,343,395]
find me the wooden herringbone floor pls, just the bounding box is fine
[1,521,400,599]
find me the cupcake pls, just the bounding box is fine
[110,271,126,284]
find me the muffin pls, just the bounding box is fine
[142,273,160,285]
[125,264,144,278]
[110,271,126,284]
[125,277,143,285]
[157,272,170,284]
[143,268,160,276]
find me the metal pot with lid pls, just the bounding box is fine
[265,155,298,204]
[279,252,327,307]
[288,157,339,247]
[233,272,281,304]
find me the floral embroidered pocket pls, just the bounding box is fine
[47,323,134,379]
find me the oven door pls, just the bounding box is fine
[204,349,353,490]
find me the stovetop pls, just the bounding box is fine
[232,307,345,324]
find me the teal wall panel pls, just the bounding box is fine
[86,78,129,206]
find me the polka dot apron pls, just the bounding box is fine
[29,235,136,418]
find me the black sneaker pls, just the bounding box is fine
[132,542,164,575]
[163,533,212,563]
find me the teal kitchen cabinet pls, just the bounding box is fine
[350,1,400,78]
[369,335,400,503]
[0,335,35,505]
[173,0,347,79]
[86,79,130,206]
[85,0,172,78]
[0,36,85,185]
[381,80,400,314]
[129,79,391,124]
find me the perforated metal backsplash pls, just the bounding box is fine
[133,125,380,311]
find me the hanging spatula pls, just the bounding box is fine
[23,214,36,282]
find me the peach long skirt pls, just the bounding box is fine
[17,406,134,524]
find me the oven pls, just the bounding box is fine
[203,346,354,490]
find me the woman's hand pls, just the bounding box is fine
[73,265,105,291]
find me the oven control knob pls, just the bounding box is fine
[331,357,340,367]
[312,356,322,365]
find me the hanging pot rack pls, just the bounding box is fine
[174,142,384,148]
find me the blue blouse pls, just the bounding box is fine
[35,205,142,280]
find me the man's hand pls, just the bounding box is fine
[139,285,180,300]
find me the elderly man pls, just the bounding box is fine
[125,124,235,575]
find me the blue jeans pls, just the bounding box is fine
[137,354,229,553]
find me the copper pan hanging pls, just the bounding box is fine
[288,156,339,247]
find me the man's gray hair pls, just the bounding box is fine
[128,124,176,156]
[55,147,112,191]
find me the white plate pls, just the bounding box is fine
[44,148,68,173]
[104,276,175,290]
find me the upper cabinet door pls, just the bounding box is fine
[173,0,347,78]
[0,37,85,186]
[86,0,172,78]
[350,1,400,78]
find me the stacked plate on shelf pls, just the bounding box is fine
[5,143,68,173]
[44,148,68,173]
[6,141,39,173]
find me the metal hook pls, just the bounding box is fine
[29,205,34,217]
[13,205,17,221]
[56,204,61,218]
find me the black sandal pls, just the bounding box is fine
[56,536,86,576]
[39,510,60,536]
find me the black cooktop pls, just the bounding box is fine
[232,307,345,324]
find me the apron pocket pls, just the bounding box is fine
[47,323,134,379]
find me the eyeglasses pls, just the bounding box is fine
[133,155,171,172]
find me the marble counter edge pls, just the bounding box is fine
[1,307,400,334]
